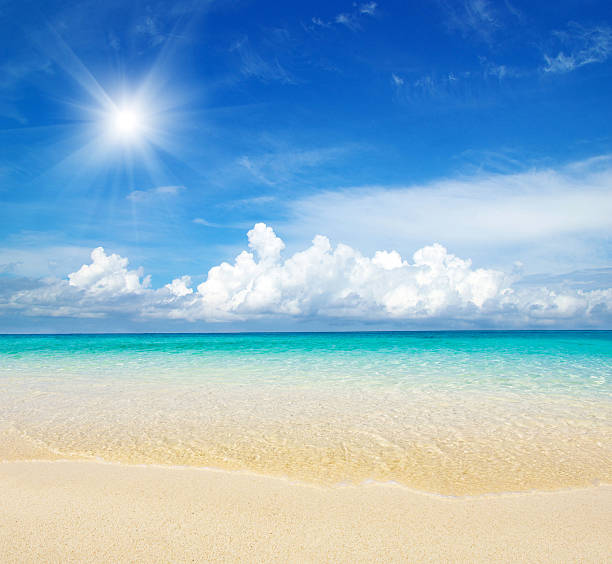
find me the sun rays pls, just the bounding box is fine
[18,21,197,195]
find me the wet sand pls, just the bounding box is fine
[0,460,610,563]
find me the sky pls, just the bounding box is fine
[0,0,611,331]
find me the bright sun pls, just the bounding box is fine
[109,105,145,142]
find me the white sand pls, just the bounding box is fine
[0,460,610,563]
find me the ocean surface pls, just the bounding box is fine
[1,331,611,495]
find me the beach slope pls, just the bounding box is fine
[0,460,610,563]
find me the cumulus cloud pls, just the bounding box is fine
[68,247,151,296]
[3,224,611,328]
[4,248,151,319]
[165,275,193,297]
[281,156,612,275]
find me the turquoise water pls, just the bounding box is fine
[1,331,611,494]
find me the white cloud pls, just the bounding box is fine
[479,58,515,80]
[0,243,94,278]
[127,185,185,202]
[310,17,330,28]
[134,15,166,47]
[165,275,193,297]
[192,218,227,228]
[543,53,576,74]
[359,2,378,16]
[221,195,276,209]
[544,23,612,73]
[3,223,611,328]
[237,146,349,186]
[335,14,354,28]
[391,60,521,103]
[465,0,495,25]
[414,75,436,95]
[68,247,151,296]
[440,0,500,42]
[155,225,513,321]
[281,157,612,274]
[312,2,377,32]
[246,222,285,263]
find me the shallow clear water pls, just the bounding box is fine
[1,331,611,494]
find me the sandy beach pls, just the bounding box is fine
[0,460,610,563]
[2,333,611,561]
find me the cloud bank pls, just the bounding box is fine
[3,223,611,328]
[280,156,612,275]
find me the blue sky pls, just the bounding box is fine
[1,0,611,331]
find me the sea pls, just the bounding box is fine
[1,331,610,495]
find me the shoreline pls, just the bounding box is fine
[1,459,610,562]
[2,456,610,499]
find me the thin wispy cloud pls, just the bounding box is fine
[391,73,404,86]
[309,17,331,29]
[135,15,166,47]
[478,56,520,80]
[237,156,276,186]
[391,70,472,103]
[0,57,54,90]
[359,2,378,16]
[309,2,378,32]
[127,185,185,202]
[107,31,121,51]
[390,58,521,105]
[439,0,501,42]
[0,243,95,278]
[0,56,54,123]
[220,196,277,209]
[237,146,351,186]
[543,23,612,73]
[132,0,205,49]
[192,218,226,228]
[0,262,21,274]
[230,37,296,84]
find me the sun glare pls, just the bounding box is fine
[31,31,182,177]
[109,105,144,142]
